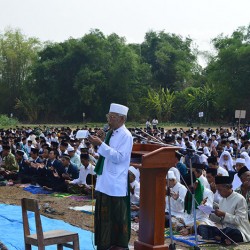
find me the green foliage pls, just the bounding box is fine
[206,25,250,120]
[141,31,198,90]
[144,87,175,121]
[0,28,42,115]
[0,114,19,126]
[1,25,249,123]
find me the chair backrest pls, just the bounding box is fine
[21,198,44,244]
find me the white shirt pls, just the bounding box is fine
[217,166,229,176]
[96,125,133,196]
[70,163,95,185]
[183,188,215,226]
[165,182,187,217]
[210,192,250,242]
[130,180,140,204]
[199,175,210,190]
[232,173,242,190]
[70,153,81,170]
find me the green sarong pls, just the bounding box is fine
[95,192,130,250]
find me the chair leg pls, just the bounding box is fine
[73,235,80,250]
[25,244,32,250]
[57,244,63,250]
[38,246,45,250]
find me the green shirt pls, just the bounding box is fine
[235,186,250,220]
[3,153,18,171]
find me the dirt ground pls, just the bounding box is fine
[1,186,250,250]
[0,185,192,250]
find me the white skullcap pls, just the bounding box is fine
[67,146,75,152]
[236,158,246,164]
[109,103,129,116]
[167,171,176,180]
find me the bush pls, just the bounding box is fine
[0,114,19,127]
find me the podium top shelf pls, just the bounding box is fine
[131,143,179,169]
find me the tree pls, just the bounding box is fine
[141,31,198,90]
[0,28,41,116]
[184,85,218,122]
[205,25,250,120]
[144,87,175,121]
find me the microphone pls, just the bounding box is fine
[103,124,110,132]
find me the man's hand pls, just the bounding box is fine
[201,197,208,205]
[210,182,216,193]
[170,191,179,200]
[62,173,70,180]
[88,135,103,146]
[53,171,59,178]
[130,184,135,195]
[214,208,225,218]
[179,227,190,236]
[96,129,106,142]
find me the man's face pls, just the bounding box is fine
[2,149,10,157]
[235,163,244,172]
[30,151,37,160]
[68,151,74,157]
[168,178,176,188]
[216,184,230,198]
[42,149,49,159]
[241,172,250,188]
[129,171,135,183]
[49,151,56,160]
[61,158,69,167]
[206,173,215,184]
[81,158,89,167]
[106,112,123,130]
[15,154,22,161]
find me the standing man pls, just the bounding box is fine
[88,103,133,250]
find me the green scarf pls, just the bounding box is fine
[94,130,113,175]
[184,179,204,214]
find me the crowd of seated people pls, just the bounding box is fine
[1,124,250,245]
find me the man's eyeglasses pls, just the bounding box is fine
[106,114,119,119]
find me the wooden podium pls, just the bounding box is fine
[131,144,179,250]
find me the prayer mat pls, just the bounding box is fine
[50,193,72,198]
[165,233,219,247]
[69,205,95,214]
[0,203,94,250]
[23,185,54,194]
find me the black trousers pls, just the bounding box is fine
[198,225,243,243]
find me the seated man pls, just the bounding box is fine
[66,153,96,195]
[0,145,18,181]
[129,166,140,221]
[16,150,32,183]
[165,170,187,228]
[179,172,214,236]
[232,158,246,190]
[192,163,210,189]
[49,154,79,192]
[235,166,250,220]
[198,176,250,245]
[206,168,222,205]
[207,156,229,176]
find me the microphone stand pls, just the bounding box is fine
[190,159,200,250]
[167,176,176,250]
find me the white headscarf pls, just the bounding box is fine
[218,151,234,171]
[240,152,250,170]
